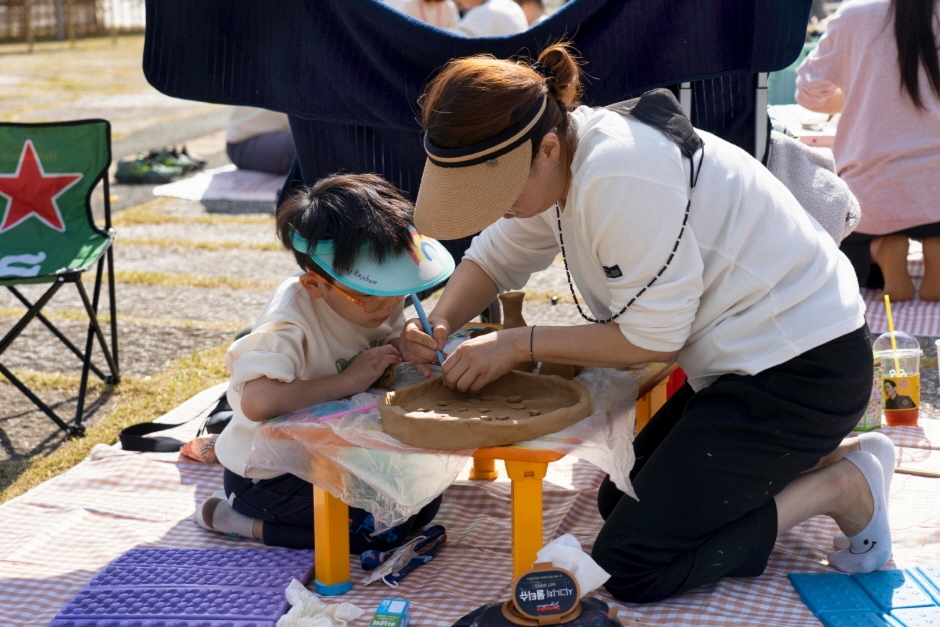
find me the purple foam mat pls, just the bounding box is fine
[51,548,314,627]
[50,621,275,627]
[88,565,301,589]
[110,548,313,571]
[57,588,286,621]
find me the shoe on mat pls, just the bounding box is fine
[147,148,197,173]
[180,145,207,169]
[115,154,182,184]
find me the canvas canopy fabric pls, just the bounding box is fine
[0,121,113,284]
[143,0,812,200]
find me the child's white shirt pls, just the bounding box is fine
[215,272,405,479]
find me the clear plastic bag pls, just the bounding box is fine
[247,385,473,533]
[246,364,638,531]
[517,367,638,500]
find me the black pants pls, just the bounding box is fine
[223,469,442,554]
[592,325,872,603]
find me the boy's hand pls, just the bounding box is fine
[400,317,451,377]
[342,344,402,393]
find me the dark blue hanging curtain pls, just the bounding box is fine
[143,0,811,238]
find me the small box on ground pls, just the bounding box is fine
[369,598,410,627]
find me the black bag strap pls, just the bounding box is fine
[604,88,704,189]
[119,422,185,452]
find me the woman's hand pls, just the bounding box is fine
[400,317,451,377]
[441,328,526,392]
[342,344,402,393]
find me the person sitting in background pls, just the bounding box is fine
[451,0,528,36]
[226,106,296,175]
[398,0,460,28]
[796,0,940,301]
[514,0,547,25]
[195,173,453,551]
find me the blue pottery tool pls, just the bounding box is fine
[411,293,446,365]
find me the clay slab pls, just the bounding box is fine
[379,371,592,450]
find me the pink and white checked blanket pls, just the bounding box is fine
[1,413,938,627]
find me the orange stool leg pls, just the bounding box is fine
[470,456,498,481]
[635,391,652,433]
[313,485,351,595]
[504,460,548,579]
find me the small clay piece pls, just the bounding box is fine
[506,395,523,403]
[416,408,428,412]
[508,403,527,410]
[498,292,536,372]
[457,407,467,412]
[468,399,482,404]
[481,396,494,401]
[437,401,449,407]
[373,364,397,389]
[379,370,593,449]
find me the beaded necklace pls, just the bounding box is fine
[556,146,704,324]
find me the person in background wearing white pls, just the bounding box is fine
[796,0,940,302]
[451,0,528,36]
[514,0,547,25]
[398,0,460,28]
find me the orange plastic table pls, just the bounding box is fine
[312,362,676,595]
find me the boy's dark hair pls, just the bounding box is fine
[276,173,415,278]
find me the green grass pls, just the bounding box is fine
[112,201,275,227]
[119,238,282,252]
[113,271,278,291]
[0,342,230,504]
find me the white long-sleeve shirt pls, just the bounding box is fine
[464,106,865,391]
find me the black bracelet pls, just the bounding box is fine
[530,325,536,362]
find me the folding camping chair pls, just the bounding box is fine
[0,119,120,437]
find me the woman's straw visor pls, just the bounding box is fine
[414,96,547,240]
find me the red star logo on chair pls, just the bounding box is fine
[0,140,82,233]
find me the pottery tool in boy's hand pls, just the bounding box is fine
[411,293,446,365]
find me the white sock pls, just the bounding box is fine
[194,489,256,539]
[834,432,896,549]
[827,451,892,574]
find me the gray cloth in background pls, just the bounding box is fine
[766,130,860,244]
[226,130,296,175]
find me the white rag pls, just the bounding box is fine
[276,579,365,627]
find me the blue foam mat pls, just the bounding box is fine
[50,548,314,627]
[789,567,940,627]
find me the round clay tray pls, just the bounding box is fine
[379,370,592,450]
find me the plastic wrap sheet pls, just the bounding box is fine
[247,386,472,533]
[518,367,639,500]
[247,364,638,531]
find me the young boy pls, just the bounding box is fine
[195,173,454,552]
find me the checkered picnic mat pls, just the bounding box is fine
[2,403,939,627]
[860,252,940,336]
